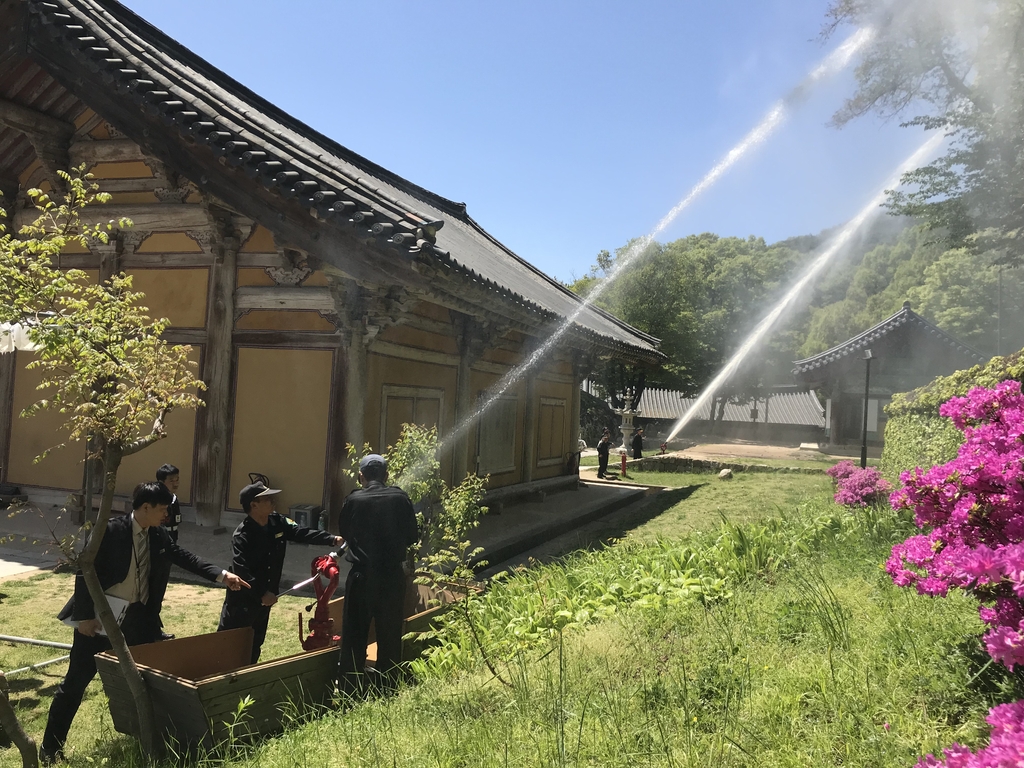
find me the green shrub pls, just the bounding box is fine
[880,346,1024,479]
[879,412,963,480]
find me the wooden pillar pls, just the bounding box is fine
[569,355,584,476]
[453,315,487,483]
[0,351,15,485]
[522,370,537,485]
[829,383,842,446]
[0,178,16,484]
[325,337,349,531]
[192,210,238,528]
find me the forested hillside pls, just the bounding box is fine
[569,218,1024,396]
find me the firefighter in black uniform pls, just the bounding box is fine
[337,453,419,693]
[217,481,342,664]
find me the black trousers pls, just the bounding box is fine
[633,448,642,459]
[598,453,609,477]
[217,601,271,665]
[42,603,155,754]
[338,564,406,691]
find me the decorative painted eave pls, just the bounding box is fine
[24,0,662,363]
[792,302,988,375]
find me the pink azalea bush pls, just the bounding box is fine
[827,459,858,482]
[828,460,892,507]
[915,700,1024,767]
[886,380,1024,669]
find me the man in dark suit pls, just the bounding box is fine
[40,483,249,764]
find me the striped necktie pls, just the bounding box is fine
[135,528,150,605]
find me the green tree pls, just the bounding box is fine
[570,233,808,401]
[0,171,203,758]
[825,0,1024,263]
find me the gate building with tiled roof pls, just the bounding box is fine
[792,302,986,447]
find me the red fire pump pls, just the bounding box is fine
[298,552,342,651]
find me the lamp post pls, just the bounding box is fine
[860,349,873,469]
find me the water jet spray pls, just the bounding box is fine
[664,131,945,443]
[395,28,875,487]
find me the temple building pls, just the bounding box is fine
[0,0,661,526]
[792,302,987,447]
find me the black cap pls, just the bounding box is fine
[239,482,281,511]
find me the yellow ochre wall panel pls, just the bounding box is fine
[533,378,574,480]
[366,354,457,481]
[240,225,276,253]
[89,161,153,179]
[303,271,328,287]
[106,192,159,205]
[18,159,41,187]
[377,325,458,356]
[228,348,333,513]
[73,108,97,130]
[413,301,452,324]
[136,233,203,253]
[7,351,83,491]
[128,268,209,328]
[236,268,275,287]
[469,369,526,488]
[235,310,335,332]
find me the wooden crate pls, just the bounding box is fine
[95,628,339,748]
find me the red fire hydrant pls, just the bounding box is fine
[620,449,628,478]
[299,553,342,651]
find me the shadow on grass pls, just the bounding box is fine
[554,485,706,557]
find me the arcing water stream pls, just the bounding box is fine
[399,28,876,483]
[664,131,945,442]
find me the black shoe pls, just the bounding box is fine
[159,631,175,641]
[39,745,64,765]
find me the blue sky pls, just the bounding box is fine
[120,0,927,283]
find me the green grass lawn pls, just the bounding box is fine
[0,473,998,768]
[623,470,833,540]
[0,576,310,767]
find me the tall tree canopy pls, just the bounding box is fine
[826,0,1024,264]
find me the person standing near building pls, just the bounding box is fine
[156,463,181,640]
[218,481,342,664]
[631,428,644,460]
[596,431,612,479]
[156,464,181,543]
[40,483,248,765]
[337,454,419,694]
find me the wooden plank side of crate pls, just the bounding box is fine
[195,646,339,740]
[95,655,139,736]
[139,671,209,743]
[129,628,253,679]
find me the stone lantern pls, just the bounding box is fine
[611,387,641,450]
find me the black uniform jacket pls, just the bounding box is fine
[632,433,643,451]
[223,513,335,608]
[338,481,419,568]
[597,439,611,457]
[56,513,223,623]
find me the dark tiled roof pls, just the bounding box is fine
[24,0,661,360]
[792,302,987,375]
[640,387,825,427]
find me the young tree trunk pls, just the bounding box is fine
[76,444,160,757]
[0,672,38,768]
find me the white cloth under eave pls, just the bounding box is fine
[0,323,38,353]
